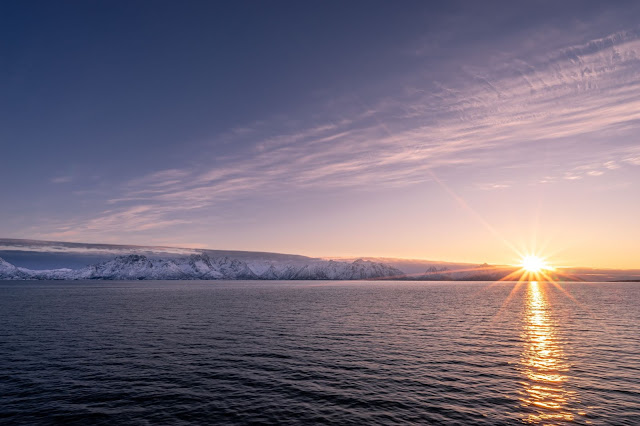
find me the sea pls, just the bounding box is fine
[1,280,639,425]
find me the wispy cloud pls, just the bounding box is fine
[625,155,640,166]
[45,28,640,239]
[604,161,620,170]
[0,241,199,255]
[35,205,190,241]
[476,183,511,191]
[51,175,73,184]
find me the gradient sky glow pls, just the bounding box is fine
[2,1,640,268]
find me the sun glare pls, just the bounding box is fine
[521,255,551,273]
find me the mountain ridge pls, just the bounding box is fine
[0,253,404,281]
[1,238,639,281]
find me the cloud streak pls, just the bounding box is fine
[45,28,640,239]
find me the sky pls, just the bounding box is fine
[1,1,640,269]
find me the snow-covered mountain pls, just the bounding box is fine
[3,239,638,282]
[0,254,404,281]
[0,257,24,279]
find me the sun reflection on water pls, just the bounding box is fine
[520,281,578,424]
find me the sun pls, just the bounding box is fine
[520,255,551,273]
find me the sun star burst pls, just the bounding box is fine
[521,255,552,273]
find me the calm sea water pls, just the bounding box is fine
[1,280,639,425]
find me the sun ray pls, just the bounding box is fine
[485,269,532,327]
[493,279,526,319]
[481,268,526,290]
[538,270,598,319]
[427,171,523,256]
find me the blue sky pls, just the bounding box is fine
[2,1,640,268]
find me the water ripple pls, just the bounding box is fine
[1,280,639,424]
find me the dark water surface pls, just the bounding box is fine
[1,280,639,425]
